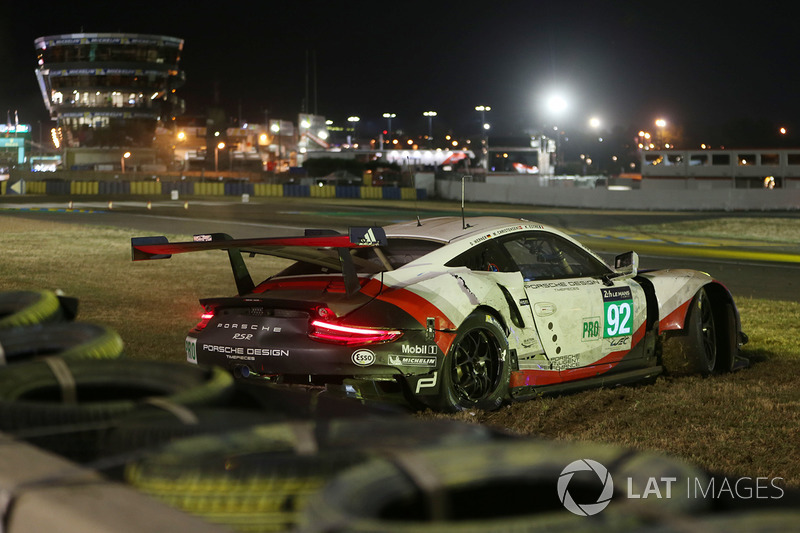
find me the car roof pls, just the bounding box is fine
[383,216,548,243]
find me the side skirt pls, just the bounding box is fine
[510,365,663,401]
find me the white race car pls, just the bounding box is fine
[132,216,748,412]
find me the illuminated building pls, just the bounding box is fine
[34,33,185,167]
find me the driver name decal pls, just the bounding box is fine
[602,287,633,338]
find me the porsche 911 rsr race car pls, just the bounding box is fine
[131,217,748,412]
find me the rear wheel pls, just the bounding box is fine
[438,312,509,412]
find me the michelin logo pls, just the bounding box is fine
[389,355,437,367]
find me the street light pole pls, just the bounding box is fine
[121,151,131,173]
[347,116,360,147]
[382,113,396,147]
[655,118,667,149]
[423,111,437,146]
[215,142,225,172]
[270,122,281,171]
[475,106,491,169]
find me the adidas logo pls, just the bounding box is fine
[359,228,378,245]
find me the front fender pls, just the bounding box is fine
[638,269,718,332]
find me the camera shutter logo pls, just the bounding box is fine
[558,459,614,516]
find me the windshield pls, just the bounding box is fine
[500,232,610,281]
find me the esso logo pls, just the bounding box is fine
[351,349,375,367]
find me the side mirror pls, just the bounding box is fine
[614,251,639,278]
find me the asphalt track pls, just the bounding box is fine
[2,195,799,301]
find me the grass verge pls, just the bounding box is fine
[626,217,800,244]
[2,214,798,487]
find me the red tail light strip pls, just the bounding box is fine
[309,320,402,345]
[195,310,215,331]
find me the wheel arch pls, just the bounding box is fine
[659,281,741,375]
[470,304,510,335]
[662,280,738,333]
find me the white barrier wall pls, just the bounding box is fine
[436,179,800,211]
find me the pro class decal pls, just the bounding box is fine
[352,349,376,367]
[581,316,601,341]
[601,287,633,338]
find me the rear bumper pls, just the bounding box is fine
[186,327,443,380]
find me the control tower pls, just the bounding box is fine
[34,33,185,167]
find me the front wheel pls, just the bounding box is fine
[662,288,734,376]
[438,312,510,412]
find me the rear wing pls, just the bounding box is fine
[131,227,388,297]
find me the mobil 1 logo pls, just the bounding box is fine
[602,286,633,338]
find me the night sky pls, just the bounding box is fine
[2,1,798,143]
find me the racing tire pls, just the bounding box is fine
[0,290,63,329]
[26,407,292,465]
[438,311,510,412]
[125,417,498,532]
[712,301,738,373]
[0,322,124,365]
[662,288,732,376]
[300,439,713,532]
[0,359,234,432]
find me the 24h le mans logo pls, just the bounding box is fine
[558,459,614,516]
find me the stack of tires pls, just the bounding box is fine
[0,289,124,364]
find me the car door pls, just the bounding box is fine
[497,231,647,377]
[444,240,546,363]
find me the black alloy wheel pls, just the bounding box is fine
[438,311,509,411]
[451,329,502,403]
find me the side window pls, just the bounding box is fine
[500,232,609,281]
[446,241,515,272]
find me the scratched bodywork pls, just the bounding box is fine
[131,216,748,412]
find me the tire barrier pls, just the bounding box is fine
[224,181,255,196]
[3,177,427,200]
[125,417,500,532]
[24,407,292,465]
[130,181,162,195]
[0,290,71,329]
[309,184,336,198]
[284,184,310,197]
[98,180,131,194]
[195,181,225,196]
[46,180,71,195]
[0,359,234,432]
[360,185,383,199]
[299,439,715,533]
[253,183,284,197]
[69,181,100,195]
[0,322,124,364]
[165,180,194,196]
[335,185,360,198]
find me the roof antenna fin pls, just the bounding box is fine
[408,157,422,226]
[461,174,471,230]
